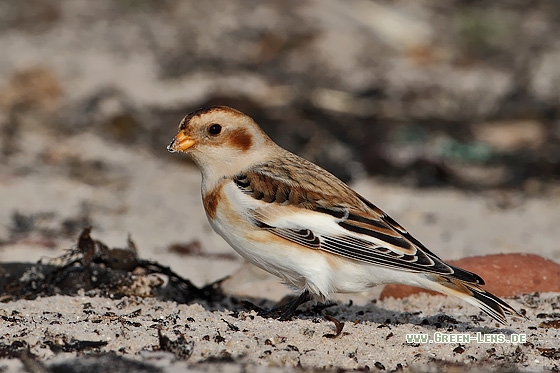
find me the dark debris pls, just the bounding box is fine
[538,348,560,360]
[44,338,108,353]
[539,320,560,329]
[157,329,194,361]
[49,352,162,373]
[0,227,226,305]
[0,340,30,359]
[323,315,345,339]
[222,318,240,332]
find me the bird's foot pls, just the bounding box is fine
[241,290,313,321]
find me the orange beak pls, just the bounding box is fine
[167,131,195,153]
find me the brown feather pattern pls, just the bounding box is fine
[232,152,485,285]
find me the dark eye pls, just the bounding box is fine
[208,124,222,135]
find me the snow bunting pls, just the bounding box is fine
[167,106,522,324]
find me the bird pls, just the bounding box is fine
[167,105,522,324]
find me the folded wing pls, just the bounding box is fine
[234,161,485,285]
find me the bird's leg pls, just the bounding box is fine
[275,290,313,320]
[241,290,313,321]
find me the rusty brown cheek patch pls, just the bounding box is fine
[227,128,253,152]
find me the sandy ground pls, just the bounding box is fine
[1,1,560,370]
[0,292,558,372]
[1,125,560,372]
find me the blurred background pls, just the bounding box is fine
[1,0,559,281]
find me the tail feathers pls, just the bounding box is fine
[447,264,485,285]
[428,276,524,325]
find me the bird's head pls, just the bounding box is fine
[168,106,275,182]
